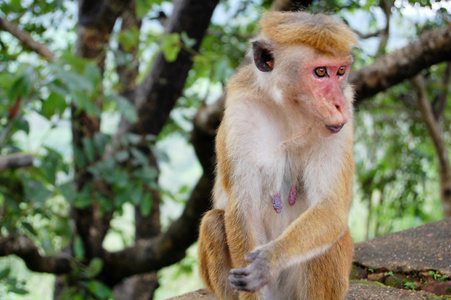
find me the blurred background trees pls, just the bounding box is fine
[0,0,450,299]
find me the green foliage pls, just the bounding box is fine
[354,90,441,238]
[404,281,416,290]
[0,266,28,296]
[429,270,450,281]
[161,33,182,62]
[59,258,113,300]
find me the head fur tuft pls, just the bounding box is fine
[259,11,357,56]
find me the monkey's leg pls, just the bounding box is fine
[198,209,237,300]
[224,208,262,300]
[302,228,354,300]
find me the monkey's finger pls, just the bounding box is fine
[228,275,253,291]
[229,267,249,276]
[228,274,248,285]
[229,274,262,293]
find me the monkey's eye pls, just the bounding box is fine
[337,66,346,76]
[314,67,327,77]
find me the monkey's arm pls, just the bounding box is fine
[229,150,354,292]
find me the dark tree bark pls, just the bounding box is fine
[0,153,33,171]
[0,236,71,274]
[0,17,55,61]
[71,0,131,262]
[117,0,220,137]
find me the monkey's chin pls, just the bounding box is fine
[325,124,344,133]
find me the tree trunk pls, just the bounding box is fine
[411,73,451,217]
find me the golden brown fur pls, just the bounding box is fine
[198,11,356,300]
[259,11,357,56]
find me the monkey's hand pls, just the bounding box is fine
[228,249,273,293]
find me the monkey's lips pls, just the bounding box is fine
[325,124,344,133]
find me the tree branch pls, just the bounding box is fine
[354,29,384,39]
[432,61,451,120]
[270,0,313,11]
[375,0,394,57]
[0,236,71,274]
[102,173,214,285]
[0,153,33,172]
[0,17,55,61]
[94,0,219,284]
[411,74,451,217]
[118,0,220,136]
[72,0,131,260]
[351,25,451,103]
[411,75,448,168]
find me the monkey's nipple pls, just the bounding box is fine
[272,193,282,214]
[288,185,298,206]
[325,123,344,133]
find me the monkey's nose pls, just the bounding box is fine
[325,124,344,133]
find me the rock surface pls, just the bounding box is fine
[167,283,440,300]
[347,281,438,299]
[169,219,451,299]
[167,289,216,300]
[353,218,451,275]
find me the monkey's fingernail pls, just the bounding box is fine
[288,185,298,206]
[326,124,344,133]
[272,193,282,213]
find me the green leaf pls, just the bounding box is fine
[161,33,181,62]
[40,147,63,184]
[74,147,86,170]
[83,63,101,89]
[85,258,103,278]
[126,133,142,145]
[108,169,130,188]
[73,234,85,260]
[130,185,144,206]
[72,295,83,300]
[105,94,137,123]
[73,184,92,209]
[140,193,152,216]
[115,150,129,163]
[10,287,28,295]
[12,118,30,134]
[22,180,53,204]
[178,185,190,194]
[7,65,36,101]
[82,137,96,163]
[93,133,110,156]
[41,92,67,120]
[133,165,157,182]
[118,26,140,51]
[130,148,148,166]
[181,31,196,48]
[0,267,11,280]
[135,0,150,19]
[87,280,113,299]
[21,222,37,236]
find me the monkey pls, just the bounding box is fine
[198,11,357,300]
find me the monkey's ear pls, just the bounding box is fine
[252,41,274,72]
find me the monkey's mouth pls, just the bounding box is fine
[325,124,344,133]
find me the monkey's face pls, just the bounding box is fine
[300,54,353,134]
[251,41,353,135]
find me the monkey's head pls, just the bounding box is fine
[251,11,357,134]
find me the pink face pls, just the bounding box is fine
[302,56,353,133]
